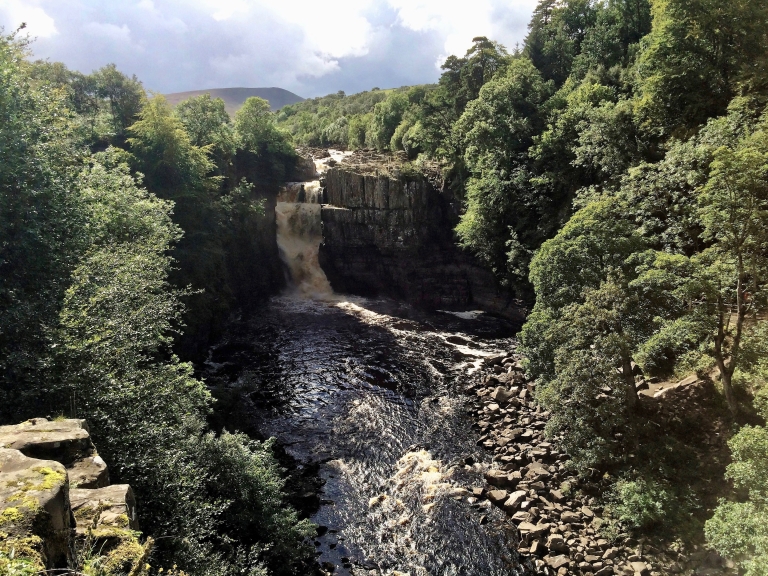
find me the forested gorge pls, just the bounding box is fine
[277,0,768,571]
[2,0,768,573]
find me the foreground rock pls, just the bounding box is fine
[0,418,109,488]
[0,448,71,569]
[0,418,148,573]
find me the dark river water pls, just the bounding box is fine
[206,294,529,576]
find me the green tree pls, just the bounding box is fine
[521,200,648,469]
[632,113,768,413]
[694,123,768,413]
[55,151,313,574]
[635,0,768,134]
[0,31,84,418]
[368,92,409,151]
[175,94,235,149]
[525,0,600,86]
[570,0,652,81]
[175,94,236,183]
[706,412,768,575]
[235,97,295,180]
[348,114,370,149]
[92,63,146,137]
[419,37,509,158]
[128,95,236,358]
[453,58,554,290]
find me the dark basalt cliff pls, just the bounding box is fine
[319,160,523,321]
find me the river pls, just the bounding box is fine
[205,152,529,575]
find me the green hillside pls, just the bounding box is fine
[165,87,304,114]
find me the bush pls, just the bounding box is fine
[634,315,712,378]
[607,477,674,531]
[706,423,768,576]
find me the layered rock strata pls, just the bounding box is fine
[0,418,146,573]
[319,155,523,321]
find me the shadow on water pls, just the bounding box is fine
[205,295,531,576]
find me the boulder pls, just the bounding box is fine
[484,354,506,367]
[511,511,530,523]
[0,448,72,569]
[490,387,515,404]
[68,454,109,489]
[487,490,508,505]
[546,555,571,570]
[530,539,547,556]
[0,418,94,467]
[549,489,564,502]
[518,522,551,539]
[485,469,514,488]
[561,510,581,523]
[70,484,139,534]
[502,490,528,512]
[547,534,570,554]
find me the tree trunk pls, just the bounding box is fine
[719,363,738,416]
[622,355,638,411]
[714,300,739,416]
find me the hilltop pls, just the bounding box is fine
[164,87,304,114]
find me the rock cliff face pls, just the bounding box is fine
[319,161,523,321]
[0,419,148,574]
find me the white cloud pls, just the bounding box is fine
[388,0,538,64]
[83,22,133,43]
[267,0,375,59]
[208,0,249,21]
[0,0,57,37]
[0,0,537,96]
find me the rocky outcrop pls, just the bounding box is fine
[0,449,72,569]
[290,154,319,182]
[0,419,148,574]
[319,156,524,321]
[0,418,109,488]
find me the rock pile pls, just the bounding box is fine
[465,355,660,576]
[0,418,147,573]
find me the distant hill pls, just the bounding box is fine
[163,87,305,115]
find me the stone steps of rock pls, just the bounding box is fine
[0,418,141,573]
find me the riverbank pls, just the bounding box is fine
[465,352,737,576]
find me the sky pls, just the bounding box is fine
[0,0,539,98]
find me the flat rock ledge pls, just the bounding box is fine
[0,418,147,573]
[463,353,727,576]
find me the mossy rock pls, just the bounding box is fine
[71,485,139,533]
[0,449,72,569]
[0,535,46,575]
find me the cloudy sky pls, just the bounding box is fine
[0,0,538,98]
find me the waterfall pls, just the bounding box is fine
[276,150,350,298]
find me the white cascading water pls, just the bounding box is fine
[275,150,351,298]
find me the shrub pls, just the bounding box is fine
[607,477,674,531]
